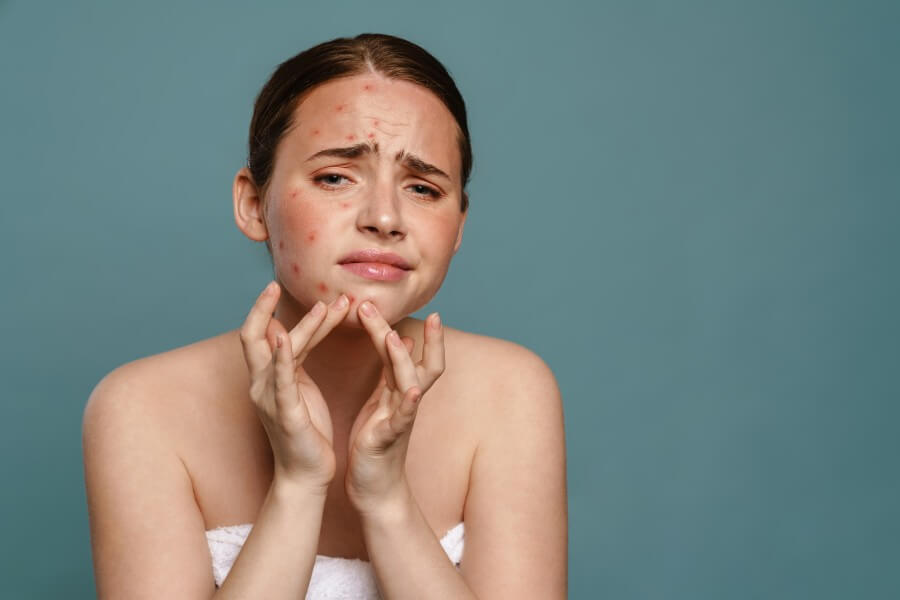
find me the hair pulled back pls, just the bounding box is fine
[247,33,472,214]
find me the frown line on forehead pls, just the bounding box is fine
[305,142,450,182]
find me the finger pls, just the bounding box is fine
[239,281,281,375]
[385,329,420,396]
[417,312,445,390]
[283,299,328,363]
[385,385,422,439]
[272,323,310,425]
[357,300,396,387]
[292,293,351,364]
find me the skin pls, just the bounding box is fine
[82,70,568,599]
[233,72,467,430]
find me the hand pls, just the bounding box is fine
[239,281,351,493]
[344,302,445,516]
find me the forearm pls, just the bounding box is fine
[360,487,477,600]
[213,478,327,599]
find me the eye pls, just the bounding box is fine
[314,173,352,189]
[408,183,443,200]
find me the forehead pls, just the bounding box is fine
[279,73,461,174]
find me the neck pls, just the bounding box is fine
[271,293,411,423]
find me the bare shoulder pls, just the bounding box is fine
[440,324,561,399]
[81,334,234,598]
[438,325,568,598]
[84,331,236,430]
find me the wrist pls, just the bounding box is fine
[353,480,415,525]
[271,472,332,502]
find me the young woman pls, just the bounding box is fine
[82,33,568,599]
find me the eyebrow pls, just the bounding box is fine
[305,142,450,182]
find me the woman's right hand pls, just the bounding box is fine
[239,280,351,493]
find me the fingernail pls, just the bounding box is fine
[432,313,441,329]
[360,301,376,317]
[265,281,277,295]
[389,330,402,346]
[311,301,325,316]
[333,294,348,309]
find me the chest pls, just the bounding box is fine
[182,380,477,561]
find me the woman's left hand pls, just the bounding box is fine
[345,301,444,517]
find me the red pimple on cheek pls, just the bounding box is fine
[346,293,356,304]
[307,231,317,243]
[279,241,285,250]
[312,129,320,136]
[346,134,356,141]
[367,132,375,139]
[335,104,346,112]
[340,202,350,209]
[373,120,379,127]
[291,263,299,274]
[317,282,328,293]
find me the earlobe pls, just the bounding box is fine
[233,167,269,242]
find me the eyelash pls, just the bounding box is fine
[313,173,443,200]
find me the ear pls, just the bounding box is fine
[233,166,269,242]
[452,195,467,254]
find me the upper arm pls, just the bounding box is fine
[82,365,215,599]
[460,344,568,599]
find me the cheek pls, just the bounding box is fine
[271,191,327,278]
[420,214,462,261]
[278,191,324,243]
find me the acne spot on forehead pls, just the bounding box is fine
[307,231,317,243]
[340,202,350,209]
[312,129,320,136]
[317,282,328,293]
[363,84,374,91]
[335,104,347,112]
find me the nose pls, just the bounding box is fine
[356,179,406,240]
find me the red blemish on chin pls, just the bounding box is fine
[317,282,328,293]
[346,293,356,304]
[307,231,317,243]
[291,263,299,274]
[346,134,356,141]
[340,202,350,209]
[367,132,375,139]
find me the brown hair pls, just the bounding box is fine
[246,33,472,218]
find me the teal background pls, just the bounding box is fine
[1,0,898,597]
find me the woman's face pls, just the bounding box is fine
[250,72,466,327]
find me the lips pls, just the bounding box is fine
[338,249,412,270]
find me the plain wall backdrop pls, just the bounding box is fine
[1,0,898,597]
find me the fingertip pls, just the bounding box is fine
[359,300,377,319]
